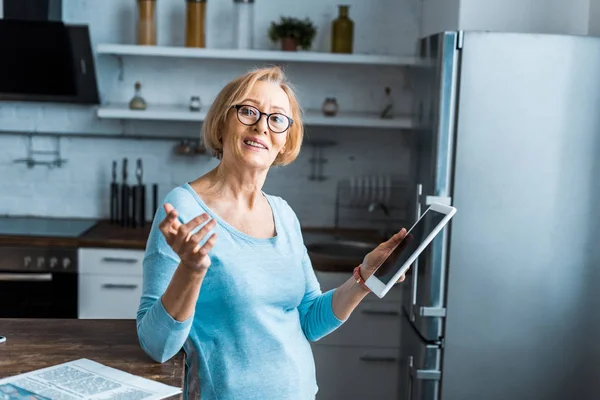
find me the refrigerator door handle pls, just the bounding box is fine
[409,184,423,322]
[406,356,415,400]
[410,367,442,381]
[413,305,447,318]
[425,195,452,206]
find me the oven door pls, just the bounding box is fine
[0,270,78,318]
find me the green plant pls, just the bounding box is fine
[268,16,317,50]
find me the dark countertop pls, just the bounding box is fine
[0,319,185,399]
[0,220,382,273]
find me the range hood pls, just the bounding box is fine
[0,0,100,104]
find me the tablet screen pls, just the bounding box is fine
[373,208,447,285]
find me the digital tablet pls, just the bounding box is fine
[364,202,456,298]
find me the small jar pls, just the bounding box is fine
[233,0,254,49]
[185,0,206,48]
[137,0,157,46]
[189,96,201,111]
[322,97,339,117]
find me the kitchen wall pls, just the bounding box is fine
[420,0,461,38]
[0,0,421,227]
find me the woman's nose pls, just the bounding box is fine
[255,114,269,133]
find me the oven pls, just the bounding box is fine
[0,246,78,318]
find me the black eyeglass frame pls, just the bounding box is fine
[232,104,294,133]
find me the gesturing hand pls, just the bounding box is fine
[360,229,411,283]
[159,203,218,273]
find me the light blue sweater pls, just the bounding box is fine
[137,183,345,399]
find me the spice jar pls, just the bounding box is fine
[233,0,254,49]
[137,0,157,45]
[185,0,206,48]
[322,97,339,117]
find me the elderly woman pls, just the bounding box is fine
[137,66,407,399]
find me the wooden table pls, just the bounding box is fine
[0,319,185,399]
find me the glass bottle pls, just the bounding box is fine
[129,82,147,110]
[331,5,353,54]
[233,0,254,49]
[137,0,157,46]
[185,0,206,48]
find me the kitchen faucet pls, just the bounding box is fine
[367,202,394,240]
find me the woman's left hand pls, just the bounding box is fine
[360,228,411,283]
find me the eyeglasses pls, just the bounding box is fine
[232,104,293,134]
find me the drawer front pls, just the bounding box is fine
[78,274,142,319]
[312,345,400,400]
[79,248,145,276]
[318,301,402,347]
[315,271,404,302]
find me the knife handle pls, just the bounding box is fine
[136,158,143,185]
[122,158,128,183]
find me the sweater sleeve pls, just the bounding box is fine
[136,250,194,363]
[296,250,346,342]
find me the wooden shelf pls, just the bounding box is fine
[96,44,422,67]
[96,104,414,129]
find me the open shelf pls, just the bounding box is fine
[96,44,422,67]
[96,104,414,129]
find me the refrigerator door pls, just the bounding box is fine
[403,31,460,341]
[398,311,442,400]
[442,31,600,400]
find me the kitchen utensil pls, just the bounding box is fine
[134,158,146,228]
[153,183,158,219]
[110,160,119,224]
[121,158,129,227]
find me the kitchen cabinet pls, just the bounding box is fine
[312,271,404,400]
[78,248,144,319]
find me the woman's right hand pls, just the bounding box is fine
[159,203,217,273]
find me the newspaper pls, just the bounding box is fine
[0,358,182,400]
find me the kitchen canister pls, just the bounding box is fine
[186,0,206,48]
[137,0,157,45]
[233,0,254,49]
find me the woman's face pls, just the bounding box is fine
[221,80,291,170]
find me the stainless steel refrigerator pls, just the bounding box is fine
[399,31,600,400]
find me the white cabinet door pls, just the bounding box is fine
[78,274,142,319]
[312,345,401,400]
[79,248,144,276]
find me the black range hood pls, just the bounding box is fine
[0,0,100,104]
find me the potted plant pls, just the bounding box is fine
[268,16,317,51]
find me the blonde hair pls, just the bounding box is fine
[202,66,304,166]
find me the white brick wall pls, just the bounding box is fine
[0,0,420,228]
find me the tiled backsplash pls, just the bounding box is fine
[0,128,414,227]
[0,0,421,227]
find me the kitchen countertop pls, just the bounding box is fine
[0,319,186,399]
[0,220,382,273]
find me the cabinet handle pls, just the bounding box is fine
[0,273,52,282]
[101,257,139,264]
[359,355,398,363]
[102,283,138,290]
[361,309,400,317]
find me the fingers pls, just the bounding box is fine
[194,232,218,257]
[159,204,181,242]
[397,273,406,283]
[187,218,217,248]
[173,213,211,252]
[381,228,407,250]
